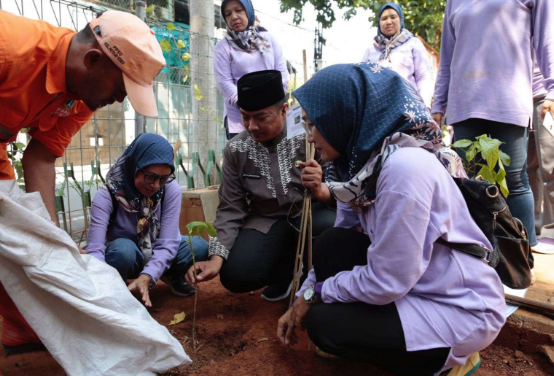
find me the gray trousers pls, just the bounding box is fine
[527,98,554,237]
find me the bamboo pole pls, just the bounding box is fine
[289,138,316,307]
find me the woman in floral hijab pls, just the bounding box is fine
[361,2,433,108]
[214,0,289,139]
[277,64,506,376]
[85,133,209,306]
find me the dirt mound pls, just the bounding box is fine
[1,278,553,376]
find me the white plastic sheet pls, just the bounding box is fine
[0,181,191,375]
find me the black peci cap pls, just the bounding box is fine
[237,70,285,111]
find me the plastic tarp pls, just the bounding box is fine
[0,181,191,375]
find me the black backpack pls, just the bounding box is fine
[438,178,533,290]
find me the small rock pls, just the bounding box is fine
[514,350,524,359]
[503,358,509,364]
[529,362,533,366]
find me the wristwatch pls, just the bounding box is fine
[303,285,317,304]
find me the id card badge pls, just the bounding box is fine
[286,104,305,140]
[543,111,554,138]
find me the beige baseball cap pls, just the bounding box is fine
[89,11,165,117]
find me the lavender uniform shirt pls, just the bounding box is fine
[84,180,182,284]
[214,31,289,134]
[362,37,434,108]
[297,148,506,374]
[432,0,554,127]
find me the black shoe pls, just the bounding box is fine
[261,279,293,302]
[161,274,195,297]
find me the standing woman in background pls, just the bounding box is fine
[361,2,433,108]
[432,0,554,255]
[215,0,289,140]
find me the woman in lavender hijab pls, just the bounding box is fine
[361,2,433,108]
[432,0,554,256]
[215,0,289,140]
[84,133,208,307]
[277,64,506,376]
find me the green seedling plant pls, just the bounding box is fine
[452,134,511,197]
[185,221,216,352]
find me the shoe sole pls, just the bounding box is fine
[261,280,294,302]
[466,359,481,376]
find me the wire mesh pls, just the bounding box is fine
[1,0,226,243]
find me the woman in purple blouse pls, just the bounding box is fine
[361,2,433,108]
[432,0,554,254]
[84,133,208,307]
[215,0,289,139]
[277,64,506,376]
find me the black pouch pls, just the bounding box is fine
[438,178,532,289]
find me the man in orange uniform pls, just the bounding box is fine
[0,9,165,354]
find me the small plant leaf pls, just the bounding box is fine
[451,139,472,148]
[177,39,187,49]
[166,23,176,31]
[182,52,191,62]
[477,165,496,185]
[497,160,509,197]
[159,39,172,53]
[186,221,217,238]
[182,75,189,83]
[146,5,155,13]
[465,144,477,163]
[168,311,186,325]
[479,136,502,170]
[499,149,511,167]
[193,84,205,101]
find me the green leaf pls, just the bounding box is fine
[182,52,191,62]
[146,5,155,13]
[182,75,189,84]
[499,149,511,167]
[465,144,477,163]
[166,23,176,31]
[496,160,509,197]
[451,139,472,148]
[479,136,502,170]
[14,142,25,150]
[186,221,217,237]
[177,39,186,49]
[477,165,496,185]
[159,39,171,53]
[193,84,204,101]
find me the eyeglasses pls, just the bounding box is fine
[300,120,313,136]
[141,171,175,185]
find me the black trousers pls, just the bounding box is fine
[220,202,336,293]
[304,227,450,376]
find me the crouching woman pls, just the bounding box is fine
[85,133,208,306]
[277,64,506,376]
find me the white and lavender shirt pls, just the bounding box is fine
[362,37,434,108]
[297,148,506,374]
[214,31,289,134]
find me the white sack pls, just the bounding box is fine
[0,181,191,375]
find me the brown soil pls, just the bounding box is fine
[1,278,553,376]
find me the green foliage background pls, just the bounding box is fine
[279,0,446,51]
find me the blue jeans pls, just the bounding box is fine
[454,119,538,247]
[105,236,209,281]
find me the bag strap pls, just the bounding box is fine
[436,237,500,268]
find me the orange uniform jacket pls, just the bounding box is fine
[0,10,94,179]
